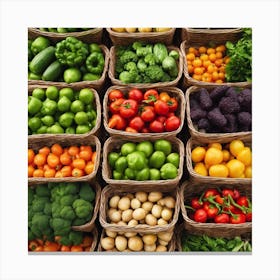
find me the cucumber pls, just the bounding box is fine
[29,46,56,75]
[42,60,63,81]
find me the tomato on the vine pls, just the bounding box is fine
[237,196,249,207]
[206,206,219,219]
[214,213,230,223]
[156,115,167,124]
[204,188,219,199]
[230,213,246,224]
[222,189,234,198]
[119,99,138,119]
[194,209,208,223]
[191,197,203,209]
[108,114,127,130]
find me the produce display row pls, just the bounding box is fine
[27,27,252,253]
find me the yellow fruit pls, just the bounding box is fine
[208,164,229,177]
[194,162,208,176]
[222,149,230,162]
[204,147,223,166]
[125,28,137,33]
[208,142,222,150]
[245,166,252,178]
[191,146,206,163]
[226,159,245,178]
[154,28,171,32]
[237,147,252,166]
[138,27,153,32]
[229,140,245,157]
[111,28,126,32]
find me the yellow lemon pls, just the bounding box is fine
[209,164,229,177]
[208,142,223,150]
[226,159,245,178]
[191,146,206,163]
[204,147,223,166]
[229,140,245,157]
[245,166,252,178]
[194,162,208,176]
[237,147,252,166]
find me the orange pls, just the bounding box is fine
[44,168,56,178]
[60,152,72,166]
[216,45,226,53]
[215,58,223,67]
[194,67,204,75]
[33,169,44,177]
[34,153,47,167]
[192,58,202,67]
[38,146,50,156]
[72,168,84,177]
[208,53,216,62]
[191,146,206,163]
[215,51,223,59]
[188,47,198,55]
[51,143,64,156]
[72,158,86,170]
[192,74,202,81]
[47,153,60,169]
[84,161,94,175]
[28,149,35,164]
[186,53,195,61]
[204,147,223,166]
[198,46,207,54]
[200,54,209,61]
[28,165,35,177]
[187,64,194,74]
[207,48,215,55]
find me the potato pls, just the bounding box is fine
[111,28,126,32]
[138,27,152,32]
[117,221,127,235]
[151,204,162,218]
[157,198,166,206]
[128,236,143,251]
[109,196,120,208]
[128,219,138,226]
[156,245,167,252]
[122,209,133,222]
[118,197,131,211]
[125,193,134,200]
[158,231,173,242]
[142,234,157,245]
[130,198,141,209]
[145,214,157,226]
[125,27,137,33]
[164,196,176,209]
[135,191,148,202]
[144,243,156,252]
[132,208,146,221]
[109,209,122,223]
[154,28,171,32]
[142,201,153,212]
[148,192,163,203]
[115,236,128,251]
[158,239,169,246]
[124,232,137,238]
[161,208,173,221]
[101,237,115,250]
[105,229,117,238]
[157,218,168,226]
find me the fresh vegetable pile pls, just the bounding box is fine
[28,182,95,246]
[107,88,181,133]
[108,139,179,180]
[28,86,98,135]
[28,233,94,252]
[185,187,252,224]
[189,86,251,133]
[115,42,180,83]
[28,36,105,82]
[101,230,173,252]
[181,233,252,252]
[191,140,252,178]
[106,191,176,226]
[111,27,171,33]
[37,28,92,33]
[28,143,96,178]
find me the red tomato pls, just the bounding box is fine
[159,92,171,102]
[140,106,156,122]
[154,100,169,116]
[230,213,246,224]
[119,99,138,119]
[222,189,234,198]
[164,116,180,131]
[108,89,124,102]
[204,188,219,199]
[237,196,249,207]
[149,120,164,133]
[214,213,230,223]
[206,206,219,219]
[125,127,138,133]
[129,116,145,132]
[246,212,252,222]
[191,197,203,209]
[203,201,211,212]
[141,127,150,133]
[143,89,159,105]
[109,98,125,114]
[215,195,224,204]
[108,114,127,130]
[166,97,178,112]
[128,88,144,103]
[193,209,208,223]
[156,115,167,124]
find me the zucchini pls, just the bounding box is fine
[29,46,56,75]
[42,60,63,81]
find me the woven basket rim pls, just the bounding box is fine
[185,136,252,184]
[185,85,252,142]
[28,84,101,138]
[99,184,180,234]
[106,28,176,38]
[108,45,183,88]
[103,85,186,139]
[180,40,252,88]
[101,136,184,187]
[28,134,101,184]
[89,224,99,251]
[183,28,243,34]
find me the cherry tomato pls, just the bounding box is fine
[108,89,124,102]
[140,106,156,122]
[204,188,219,199]
[193,209,208,223]
[237,196,249,207]
[141,127,150,133]
[109,98,125,114]
[159,92,171,102]
[232,189,241,200]
[156,115,167,124]
[214,213,230,223]
[125,127,138,133]
[149,120,164,133]
[166,97,178,112]
[128,88,144,103]
[230,213,246,224]
[119,99,138,119]
[246,212,252,222]
[215,195,224,204]
[224,204,242,214]
[206,206,219,219]
[165,115,181,131]
[191,197,203,209]
[108,114,127,130]
[129,116,145,132]
[143,89,159,105]
[203,201,211,212]
[222,189,234,198]
[154,100,169,116]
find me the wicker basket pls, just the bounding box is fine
[99,184,180,234]
[186,136,252,184]
[28,84,101,138]
[28,134,101,185]
[28,27,103,44]
[106,28,176,46]
[108,45,183,88]
[103,85,185,140]
[185,85,252,142]
[179,180,252,238]
[180,37,252,89]
[102,136,184,189]
[88,224,99,251]
[181,28,242,44]
[28,44,109,92]
[97,228,176,252]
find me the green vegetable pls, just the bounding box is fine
[144,65,164,82]
[79,183,95,202]
[72,199,93,219]
[60,206,76,221]
[119,71,137,84]
[137,59,148,73]
[59,112,74,128]
[55,36,89,67]
[121,142,136,156]
[119,50,138,65]
[149,151,166,169]
[153,43,168,63]
[28,39,34,60]
[126,151,147,170]
[144,53,158,66]
[86,52,104,74]
[41,99,57,115]
[29,46,56,75]
[168,50,179,60]
[28,96,42,115]
[108,152,120,168]
[35,185,51,197]
[225,28,252,82]
[82,73,101,81]
[136,141,153,158]
[136,45,153,57]
[114,156,128,173]
[89,43,102,53]
[160,163,178,179]
[31,36,50,55]
[69,231,83,245]
[154,139,172,156]
[63,68,82,83]
[42,60,63,81]
[162,56,178,77]
[51,218,72,236]
[135,167,150,181]
[28,72,41,80]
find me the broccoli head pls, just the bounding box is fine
[132,41,143,51]
[35,184,50,197]
[124,61,138,72]
[119,71,137,84]
[32,196,50,213]
[136,45,153,57]
[137,59,148,73]
[72,199,93,219]
[44,202,52,216]
[31,213,50,232]
[51,201,63,218]
[63,183,79,195]
[219,96,240,114]
[223,114,238,133]
[59,235,72,246]
[60,206,76,221]
[119,50,138,65]
[144,65,164,82]
[51,218,72,236]
[198,88,213,110]
[69,231,83,246]
[60,194,78,206]
[144,53,158,66]
[190,108,207,122]
[207,107,227,128]
[237,111,252,129]
[72,217,88,226]
[79,183,95,202]
[28,188,35,205]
